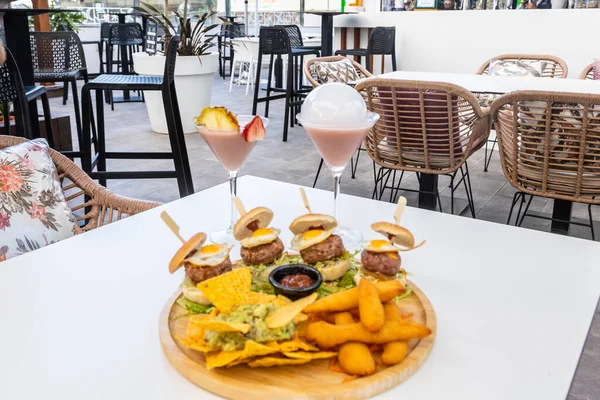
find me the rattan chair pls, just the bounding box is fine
[580,63,594,80]
[0,135,159,233]
[304,56,372,88]
[477,53,568,173]
[490,91,600,239]
[355,78,492,217]
[476,54,568,78]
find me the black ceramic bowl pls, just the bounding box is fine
[269,264,322,300]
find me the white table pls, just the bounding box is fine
[379,70,600,95]
[1,176,599,400]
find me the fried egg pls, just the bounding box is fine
[291,228,334,251]
[185,243,231,267]
[362,239,398,253]
[239,227,281,248]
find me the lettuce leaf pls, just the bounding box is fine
[251,280,276,295]
[175,296,214,318]
[394,285,413,301]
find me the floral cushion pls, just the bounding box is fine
[477,60,546,108]
[0,139,77,261]
[593,59,600,80]
[312,59,360,85]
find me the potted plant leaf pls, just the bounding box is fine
[132,0,222,134]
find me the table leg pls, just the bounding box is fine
[320,14,334,56]
[418,173,439,211]
[3,13,41,139]
[551,199,572,234]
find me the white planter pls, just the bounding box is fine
[132,52,219,134]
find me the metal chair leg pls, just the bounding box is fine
[588,204,595,241]
[517,195,534,227]
[313,158,324,188]
[483,137,497,172]
[62,81,69,105]
[507,192,523,225]
[40,93,54,149]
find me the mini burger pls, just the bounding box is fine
[289,214,353,282]
[169,232,233,308]
[360,221,420,283]
[234,207,285,282]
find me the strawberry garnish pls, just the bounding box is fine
[242,116,266,142]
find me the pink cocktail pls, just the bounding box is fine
[297,83,379,248]
[195,114,268,244]
[197,127,256,172]
[303,126,371,169]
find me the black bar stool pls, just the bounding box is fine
[30,32,90,148]
[276,25,320,94]
[335,27,397,72]
[251,26,309,142]
[0,45,53,146]
[80,35,194,198]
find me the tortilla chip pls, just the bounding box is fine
[265,293,318,329]
[270,295,293,307]
[296,321,309,338]
[248,357,312,367]
[205,340,279,369]
[186,314,213,342]
[283,351,337,360]
[196,268,252,313]
[293,313,308,324]
[206,349,245,369]
[245,291,277,304]
[193,320,251,334]
[176,336,212,353]
[267,339,319,352]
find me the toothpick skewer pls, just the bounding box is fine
[160,211,186,243]
[394,196,407,225]
[299,187,312,214]
[233,196,247,216]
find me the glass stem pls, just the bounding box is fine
[332,170,342,222]
[227,170,239,233]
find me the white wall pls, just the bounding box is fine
[304,9,600,78]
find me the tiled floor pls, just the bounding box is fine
[49,75,599,399]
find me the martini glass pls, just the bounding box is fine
[297,112,379,249]
[195,115,269,244]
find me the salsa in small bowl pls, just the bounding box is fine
[269,264,322,300]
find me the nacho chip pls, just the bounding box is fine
[186,314,213,342]
[265,292,318,329]
[205,340,279,369]
[196,268,252,313]
[293,313,308,324]
[176,336,212,353]
[268,339,319,352]
[270,295,293,307]
[248,356,312,368]
[193,320,251,334]
[245,291,277,304]
[283,351,337,360]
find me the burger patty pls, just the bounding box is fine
[241,238,284,265]
[185,257,232,283]
[300,234,345,264]
[361,250,401,276]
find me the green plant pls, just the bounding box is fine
[135,1,224,57]
[50,1,86,32]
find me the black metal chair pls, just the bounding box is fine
[106,23,145,109]
[252,26,309,142]
[276,25,320,93]
[0,45,53,147]
[81,35,194,198]
[30,31,89,148]
[335,27,397,73]
[218,23,244,78]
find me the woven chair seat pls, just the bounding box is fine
[337,48,367,56]
[34,70,81,81]
[292,47,320,56]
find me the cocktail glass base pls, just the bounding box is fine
[210,229,236,246]
[334,226,363,250]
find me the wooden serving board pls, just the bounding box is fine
[159,280,436,400]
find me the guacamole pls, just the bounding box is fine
[204,304,295,351]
